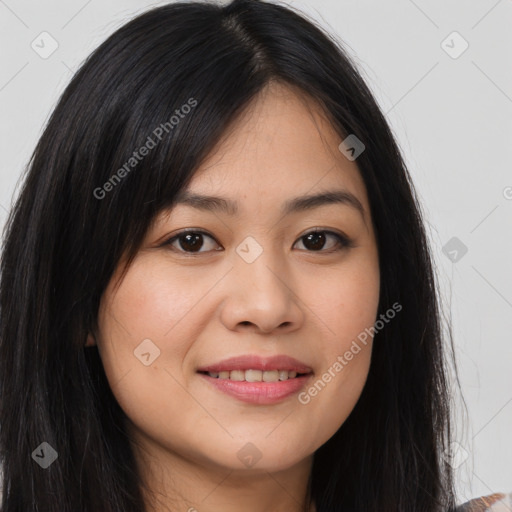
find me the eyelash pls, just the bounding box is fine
[162,228,355,256]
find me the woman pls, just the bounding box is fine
[0,0,507,510]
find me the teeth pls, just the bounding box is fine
[262,370,279,382]
[230,370,245,381]
[245,369,262,382]
[207,369,302,381]
[278,370,288,381]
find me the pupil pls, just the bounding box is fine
[181,233,202,252]
[305,232,325,251]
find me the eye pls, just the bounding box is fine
[293,229,354,252]
[163,230,221,254]
[162,228,354,255]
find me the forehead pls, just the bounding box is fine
[163,82,371,224]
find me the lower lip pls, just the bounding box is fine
[198,373,312,404]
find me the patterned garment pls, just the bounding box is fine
[456,492,512,511]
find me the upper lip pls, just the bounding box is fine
[197,354,313,373]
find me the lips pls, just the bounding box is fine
[196,354,313,404]
[196,354,313,374]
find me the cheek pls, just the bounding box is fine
[94,263,196,411]
[297,253,379,431]
[309,249,380,344]
[113,263,199,336]
[94,259,215,449]
[97,257,213,363]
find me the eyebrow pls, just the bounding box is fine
[173,189,366,223]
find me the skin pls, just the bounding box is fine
[87,81,380,512]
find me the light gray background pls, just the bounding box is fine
[1,0,511,505]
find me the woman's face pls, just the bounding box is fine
[90,82,380,476]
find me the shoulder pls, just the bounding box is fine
[456,492,512,511]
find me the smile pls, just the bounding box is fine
[196,354,314,404]
[198,372,313,404]
[200,369,308,381]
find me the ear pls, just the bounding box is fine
[85,332,96,347]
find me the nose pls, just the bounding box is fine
[219,247,304,335]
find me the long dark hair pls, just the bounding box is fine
[0,0,458,510]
